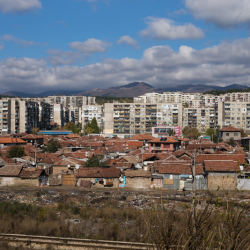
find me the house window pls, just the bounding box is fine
[234,133,238,136]
[226,133,229,136]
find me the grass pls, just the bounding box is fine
[0,196,250,249]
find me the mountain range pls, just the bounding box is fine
[1,82,249,98]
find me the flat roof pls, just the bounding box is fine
[38,131,72,135]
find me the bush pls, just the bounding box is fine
[6,146,25,158]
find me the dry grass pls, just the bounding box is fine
[0,198,250,249]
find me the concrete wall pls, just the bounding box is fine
[0,177,38,186]
[125,177,151,189]
[77,177,119,188]
[208,173,237,190]
[222,131,241,141]
[104,103,114,134]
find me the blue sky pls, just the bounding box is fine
[0,0,250,93]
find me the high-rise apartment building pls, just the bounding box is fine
[104,103,182,135]
[218,102,250,131]
[182,107,216,133]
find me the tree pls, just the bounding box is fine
[227,137,236,147]
[64,121,79,134]
[84,155,107,168]
[7,146,26,158]
[184,102,189,108]
[90,117,100,133]
[241,128,248,137]
[205,128,214,138]
[182,126,201,139]
[43,139,62,153]
[84,117,100,134]
[205,126,221,143]
[168,129,176,136]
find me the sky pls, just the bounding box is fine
[1,0,250,93]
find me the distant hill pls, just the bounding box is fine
[76,82,156,97]
[159,84,250,93]
[1,83,250,98]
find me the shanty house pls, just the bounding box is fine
[121,170,152,189]
[18,168,49,186]
[0,165,23,186]
[76,167,120,188]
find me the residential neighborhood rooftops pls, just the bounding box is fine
[0,165,23,176]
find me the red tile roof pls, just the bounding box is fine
[129,134,155,141]
[0,165,23,176]
[196,154,245,165]
[19,168,45,179]
[21,134,44,140]
[204,160,239,172]
[54,157,83,166]
[66,134,80,139]
[219,125,241,132]
[159,164,203,175]
[77,167,120,178]
[0,138,27,144]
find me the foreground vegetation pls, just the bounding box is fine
[0,195,250,249]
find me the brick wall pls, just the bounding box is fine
[77,177,119,188]
[0,177,38,186]
[208,173,237,190]
[125,177,151,189]
[53,166,69,175]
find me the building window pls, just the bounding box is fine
[226,133,229,136]
[234,133,238,136]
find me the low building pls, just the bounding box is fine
[148,137,178,153]
[219,125,241,141]
[121,170,152,189]
[76,167,120,188]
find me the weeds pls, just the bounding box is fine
[0,198,250,249]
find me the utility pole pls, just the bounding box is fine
[34,141,37,167]
[89,126,91,150]
[192,153,196,234]
[141,146,144,167]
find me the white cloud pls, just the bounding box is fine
[140,17,204,40]
[117,36,139,48]
[47,49,82,66]
[69,38,111,54]
[168,8,188,17]
[0,43,4,50]
[185,0,250,28]
[1,38,250,93]
[2,34,46,47]
[0,0,42,14]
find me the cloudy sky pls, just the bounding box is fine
[1,0,250,93]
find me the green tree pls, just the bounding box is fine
[6,146,26,158]
[205,126,221,143]
[205,128,214,138]
[84,155,107,167]
[168,129,176,136]
[64,121,79,134]
[184,102,189,108]
[84,117,100,134]
[43,139,62,153]
[182,126,201,139]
